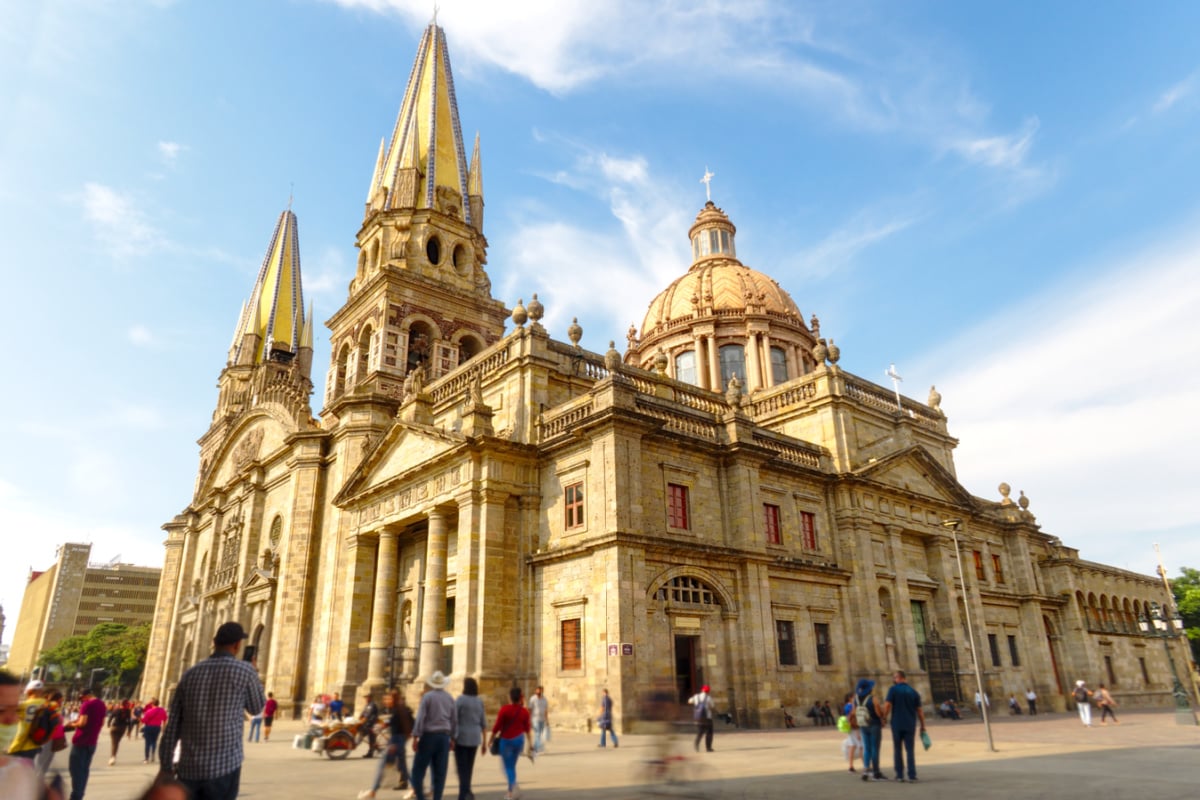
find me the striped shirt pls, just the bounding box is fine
[159,651,265,780]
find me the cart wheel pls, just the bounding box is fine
[325,729,356,759]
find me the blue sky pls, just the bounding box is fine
[3,0,1199,643]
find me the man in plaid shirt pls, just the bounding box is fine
[158,622,265,800]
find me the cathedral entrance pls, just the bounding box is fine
[674,635,702,703]
[923,630,961,703]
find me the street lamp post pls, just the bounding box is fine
[942,518,996,752]
[1139,603,1199,726]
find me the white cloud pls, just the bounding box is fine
[157,140,186,164]
[128,324,157,348]
[948,116,1040,170]
[791,214,916,279]
[79,182,168,259]
[1153,73,1195,114]
[909,229,1200,575]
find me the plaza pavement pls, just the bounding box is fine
[56,709,1198,800]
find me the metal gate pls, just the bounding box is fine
[923,629,961,703]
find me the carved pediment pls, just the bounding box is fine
[854,446,973,506]
[336,421,462,506]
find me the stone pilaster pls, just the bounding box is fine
[366,528,399,688]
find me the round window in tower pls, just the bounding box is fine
[426,235,442,265]
[452,243,472,276]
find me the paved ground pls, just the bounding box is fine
[59,709,1199,800]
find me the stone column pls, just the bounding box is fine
[762,336,775,388]
[707,336,721,391]
[694,334,707,389]
[418,508,449,681]
[366,528,400,689]
[745,332,762,391]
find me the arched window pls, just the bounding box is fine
[675,350,697,385]
[358,326,373,381]
[655,576,720,606]
[457,335,483,365]
[407,322,434,372]
[719,344,745,388]
[335,344,351,397]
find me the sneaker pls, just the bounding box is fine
[861,774,869,782]
[873,774,888,781]
[908,777,919,783]
[108,757,116,766]
[895,776,905,783]
[359,791,376,799]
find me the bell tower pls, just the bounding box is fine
[324,21,508,415]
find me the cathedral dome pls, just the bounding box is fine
[629,201,816,394]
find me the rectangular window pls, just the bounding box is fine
[770,347,788,384]
[911,601,928,671]
[987,633,1001,667]
[992,554,1005,584]
[800,511,817,550]
[675,351,697,385]
[561,619,582,670]
[973,550,987,581]
[1007,635,1020,667]
[776,619,797,666]
[564,482,585,529]
[1105,655,1117,687]
[667,483,690,529]
[763,503,781,545]
[814,622,832,666]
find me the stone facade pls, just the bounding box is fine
[140,22,1193,726]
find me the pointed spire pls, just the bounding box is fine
[231,209,306,366]
[367,137,385,203]
[301,301,314,349]
[227,300,248,364]
[468,132,483,196]
[370,21,473,225]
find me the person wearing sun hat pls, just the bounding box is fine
[409,671,457,800]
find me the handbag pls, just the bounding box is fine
[488,737,499,756]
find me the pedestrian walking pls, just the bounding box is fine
[65,686,108,800]
[1096,684,1119,725]
[157,621,266,800]
[246,710,263,743]
[841,691,862,774]
[487,687,532,800]
[262,694,278,742]
[359,689,414,800]
[1073,680,1093,727]
[360,691,381,758]
[409,671,456,800]
[108,700,133,765]
[596,689,618,748]
[1025,687,1038,716]
[141,700,167,763]
[881,670,926,783]
[687,685,714,752]
[0,670,40,799]
[454,678,487,800]
[527,686,549,754]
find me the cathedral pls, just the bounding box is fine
[140,22,1188,727]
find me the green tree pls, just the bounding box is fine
[37,622,151,695]
[1169,566,1200,664]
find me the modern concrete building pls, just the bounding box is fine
[140,21,1191,727]
[7,543,161,679]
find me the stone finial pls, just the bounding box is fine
[1018,490,1030,510]
[725,374,742,406]
[998,482,1012,505]
[928,385,943,414]
[567,317,582,348]
[511,298,528,327]
[653,347,669,377]
[813,338,828,365]
[604,341,622,372]
[527,293,544,323]
[826,338,841,364]
[626,323,638,349]
[810,313,820,337]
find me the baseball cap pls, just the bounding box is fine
[214,621,249,645]
[26,680,45,692]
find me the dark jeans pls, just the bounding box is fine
[861,723,882,776]
[68,743,96,800]
[454,743,478,800]
[1028,700,1037,715]
[181,767,241,800]
[143,726,161,761]
[411,732,451,800]
[892,727,917,780]
[694,719,713,751]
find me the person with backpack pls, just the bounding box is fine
[855,678,887,781]
[7,679,55,762]
[1073,680,1094,727]
[841,692,862,774]
[688,685,714,753]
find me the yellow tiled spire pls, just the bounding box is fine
[371,21,475,226]
[231,209,306,366]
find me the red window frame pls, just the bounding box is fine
[800,511,817,549]
[667,483,690,529]
[764,503,781,545]
[564,482,585,529]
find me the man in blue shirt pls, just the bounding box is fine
[881,670,926,783]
